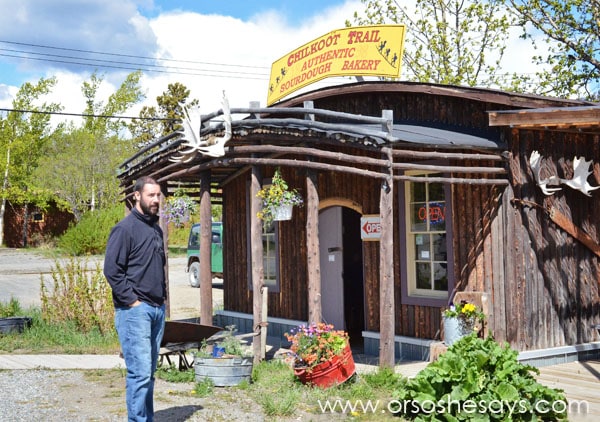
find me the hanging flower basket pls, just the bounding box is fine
[272,203,294,221]
[256,168,303,225]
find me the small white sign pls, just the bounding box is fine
[360,215,381,241]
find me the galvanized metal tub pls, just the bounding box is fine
[194,356,253,387]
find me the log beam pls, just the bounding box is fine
[199,171,213,325]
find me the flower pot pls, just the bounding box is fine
[294,345,356,388]
[272,204,293,221]
[443,316,475,346]
[194,356,253,387]
[0,317,32,335]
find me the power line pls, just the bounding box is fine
[0,52,269,79]
[0,39,270,70]
[0,107,177,121]
[0,39,272,79]
[0,51,270,80]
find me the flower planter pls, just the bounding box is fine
[272,204,293,221]
[443,316,475,346]
[194,356,253,387]
[294,345,356,388]
[0,317,32,335]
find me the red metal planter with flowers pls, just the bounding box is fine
[294,343,356,388]
[285,322,356,388]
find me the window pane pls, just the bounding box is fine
[432,233,447,261]
[411,203,428,231]
[429,201,446,231]
[411,182,427,202]
[414,234,430,261]
[263,221,276,285]
[429,182,444,201]
[416,262,431,289]
[433,263,448,291]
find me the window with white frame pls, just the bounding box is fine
[405,172,448,299]
[247,179,280,292]
[262,221,278,289]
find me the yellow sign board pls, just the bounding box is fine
[267,25,406,105]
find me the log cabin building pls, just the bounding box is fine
[117,81,600,366]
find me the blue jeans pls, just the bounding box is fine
[115,302,165,422]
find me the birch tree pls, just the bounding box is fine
[35,71,144,220]
[0,77,60,246]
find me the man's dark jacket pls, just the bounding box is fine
[103,207,166,307]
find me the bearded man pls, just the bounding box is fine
[103,175,166,422]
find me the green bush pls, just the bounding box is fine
[58,205,123,255]
[40,257,114,335]
[0,297,23,317]
[393,334,567,421]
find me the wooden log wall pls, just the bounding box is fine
[498,129,600,351]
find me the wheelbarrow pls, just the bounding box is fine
[159,319,223,370]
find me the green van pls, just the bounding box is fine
[186,222,223,287]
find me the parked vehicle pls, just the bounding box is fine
[186,222,223,287]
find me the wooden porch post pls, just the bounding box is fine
[250,165,265,363]
[379,147,395,366]
[306,169,321,324]
[159,182,170,319]
[199,171,213,325]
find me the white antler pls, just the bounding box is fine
[195,90,232,158]
[560,156,600,197]
[529,150,562,195]
[170,104,202,162]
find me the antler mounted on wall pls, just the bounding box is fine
[529,151,600,197]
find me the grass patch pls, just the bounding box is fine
[247,359,406,419]
[0,306,119,354]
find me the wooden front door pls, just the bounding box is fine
[319,206,345,329]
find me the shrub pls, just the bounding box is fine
[393,334,568,421]
[58,205,123,255]
[40,257,114,335]
[0,297,23,317]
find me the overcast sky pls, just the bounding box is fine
[0,0,540,124]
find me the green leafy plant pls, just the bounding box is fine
[194,325,251,358]
[393,334,568,420]
[40,258,114,335]
[155,364,195,383]
[256,168,303,224]
[285,322,349,371]
[191,377,214,397]
[0,297,23,318]
[58,205,123,255]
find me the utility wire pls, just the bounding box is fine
[0,47,269,77]
[0,52,269,80]
[0,39,270,70]
[0,39,272,79]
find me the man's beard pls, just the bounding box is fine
[140,200,159,216]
